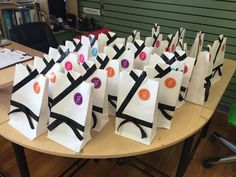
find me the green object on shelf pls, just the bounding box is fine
[228,103,236,127]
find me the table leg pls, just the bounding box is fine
[175,134,195,177]
[175,119,212,177]
[12,143,30,177]
[0,171,5,177]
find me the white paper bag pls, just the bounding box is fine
[186,51,213,105]
[104,44,134,71]
[210,35,227,85]
[81,34,99,58]
[126,40,153,70]
[144,62,183,129]
[174,28,186,50]
[98,32,118,52]
[127,30,141,43]
[174,50,196,108]
[9,64,49,140]
[115,70,158,145]
[47,70,93,152]
[92,53,120,115]
[159,34,178,54]
[145,32,163,55]
[151,23,160,36]
[189,31,204,60]
[65,38,83,53]
[34,55,64,106]
[48,45,70,63]
[78,60,109,132]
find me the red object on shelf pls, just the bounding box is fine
[75,27,110,39]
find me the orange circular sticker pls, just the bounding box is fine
[33,82,40,94]
[139,89,150,101]
[221,44,225,52]
[50,72,56,83]
[165,77,176,88]
[106,67,115,77]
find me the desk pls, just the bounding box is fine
[0,42,235,177]
[0,42,43,89]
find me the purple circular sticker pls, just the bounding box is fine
[121,59,129,69]
[74,93,83,105]
[91,77,101,89]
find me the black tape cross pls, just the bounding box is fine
[12,69,39,94]
[8,100,39,129]
[160,53,176,65]
[204,74,212,102]
[212,63,223,78]
[116,71,153,139]
[158,103,175,121]
[96,55,110,69]
[48,112,85,141]
[72,40,82,52]
[134,41,145,58]
[152,33,160,47]
[174,51,187,61]
[51,64,97,107]
[113,45,125,59]
[213,36,224,64]
[41,57,56,75]
[107,33,117,46]
[56,47,70,63]
[154,64,172,78]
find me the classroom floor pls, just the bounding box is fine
[0,111,236,177]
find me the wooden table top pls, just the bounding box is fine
[0,102,212,158]
[0,42,43,89]
[0,42,235,158]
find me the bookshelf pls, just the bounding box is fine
[0,2,39,39]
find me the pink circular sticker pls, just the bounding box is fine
[155,40,160,48]
[65,61,73,71]
[184,65,188,74]
[79,54,85,63]
[171,44,176,52]
[139,52,147,61]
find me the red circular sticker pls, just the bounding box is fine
[50,72,56,83]
[139,89,150,101]
[65,61,73,71]
[79,54,85,63]
[33,82,40,94]
[139,52,147,61]
[165,47,170,52]
[171,44,176,52]
[165,77,176,88]
[221,44,225,52]
[155,40,160,48]
[184,65,188,74]
[106,67,115,77]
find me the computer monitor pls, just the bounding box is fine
[48,0,67,19]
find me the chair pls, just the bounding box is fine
[203,103,236,168]
[11,22,59,53]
